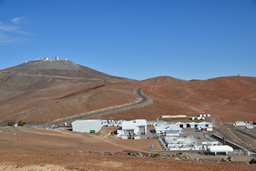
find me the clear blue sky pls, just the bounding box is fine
[0,0,255,80]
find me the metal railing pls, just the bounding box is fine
[158,137,168,151]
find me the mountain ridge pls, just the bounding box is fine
[0,61,255,125]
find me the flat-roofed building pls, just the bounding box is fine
[72,120,102,133]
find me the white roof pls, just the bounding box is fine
[122,119,147,127]
[72,120,101,124]
[155,124,182,131]
[176,122,211,125]
[166,130,180,134]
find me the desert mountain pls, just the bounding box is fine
[0,61,255,125]
[110,76,256,122]
[0,60,136,125]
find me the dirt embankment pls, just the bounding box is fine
[0,152,255,171]
[0,125,255,171]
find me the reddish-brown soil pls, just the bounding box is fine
[0,127,255,171]
[0,61,256,125]
[0,152,255,171]
[107,76,256,122]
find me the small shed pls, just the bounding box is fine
[72,120,102,133]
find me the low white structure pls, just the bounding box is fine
[246,125,255,129]
[204,127,213,131]
[174,122,213,131]
[116,120,125,127]
[101,120,108,126]
[207,145,233,155]
[179,122,212,129]
[72,120,102,133]
[196,117,205,120]
[52,56,60,61]
[155,124,182,134]
[44,57,49,61]
[234,121,250,126]
[166,130,180,136]
[108,120,115,127]
[105,120,125,127]
[117,119,147,138]
[147,120,167,126]
[198,114,211,117]
[176,122,188,128]
[165,136,201,151]
[202,141,219,146]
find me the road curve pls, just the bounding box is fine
[46,88,153,127]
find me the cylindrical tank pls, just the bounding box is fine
[208,145,233,153]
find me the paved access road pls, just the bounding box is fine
[46,88,153,127]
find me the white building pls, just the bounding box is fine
[246,125,255,129]
[165,136,201,151]
[147,120,167,126]
[117,119,147,138]
[166,130,180,136]
[155,124,182,134]
[53,56,60,61]
[234,121,250,126]
[176,122,212,129]
[44,57,50,61]
[101,120,108,126]
[72,120,102,133]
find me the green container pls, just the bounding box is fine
[90,130,95,133]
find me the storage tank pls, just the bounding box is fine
[208,145,233,153]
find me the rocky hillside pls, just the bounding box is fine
[0,60,255,125]
[106,76,256,122]
[0,60,136,125]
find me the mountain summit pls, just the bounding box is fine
[3,60,124,81]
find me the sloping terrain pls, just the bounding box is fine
[0,61,255,125]
[0,60,137,125]
[0,127,255,171]
[105,76,256,122]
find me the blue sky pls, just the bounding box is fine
[0,0,255,80]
